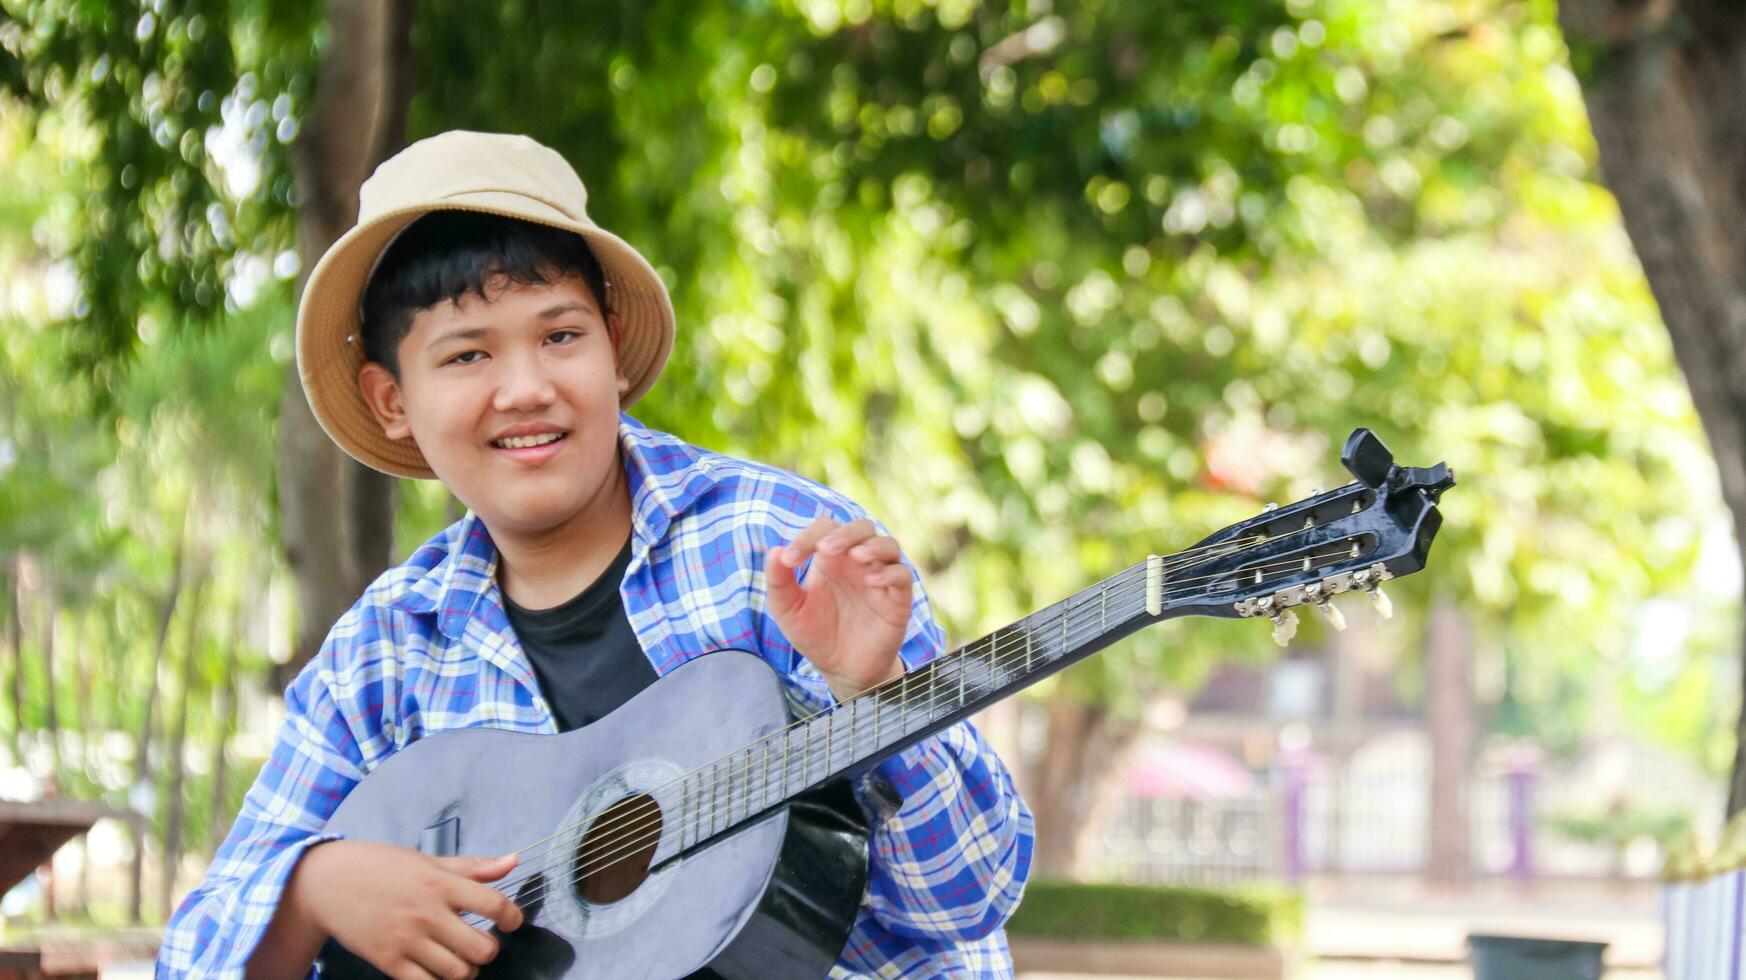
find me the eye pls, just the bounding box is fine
[546,328,582,345]
[446,349,486,366]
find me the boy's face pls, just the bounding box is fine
[357,272,630,538]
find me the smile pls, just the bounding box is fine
[493,432,567,449]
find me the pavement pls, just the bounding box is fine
[1023,876,1666,979]
[1302,876,1663,969]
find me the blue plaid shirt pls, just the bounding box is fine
[159,414,1034,978]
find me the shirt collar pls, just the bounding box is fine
[617,412,720,549]
[390,413,721,640]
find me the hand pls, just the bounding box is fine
[285,840,523,980]
[766,516,912,701]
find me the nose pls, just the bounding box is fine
[491,349,557,413]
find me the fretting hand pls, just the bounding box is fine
[765,516,912,702]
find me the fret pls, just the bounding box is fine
[740,748,753,823]
[673,775,687,845]
[708,760,720,837]
[785,723,799,800]
[758,740,770,814]
[800,717,811,787]
[692,774,701,846]
[851,697,865,767]
[842,702,853,770]
[873,687,882,752]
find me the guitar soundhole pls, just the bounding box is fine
[572,792,661,905]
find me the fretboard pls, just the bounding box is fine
[669,559,1161,849]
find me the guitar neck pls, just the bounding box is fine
[672,559,1165,847]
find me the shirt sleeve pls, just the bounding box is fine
[750,491,1035,944]
[156,627,373,978]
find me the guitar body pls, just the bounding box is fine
[316,651,869,980]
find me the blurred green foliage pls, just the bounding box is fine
[0,0,1735,915]
[1005,878,1302,944]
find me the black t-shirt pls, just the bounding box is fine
[503,534,657,732]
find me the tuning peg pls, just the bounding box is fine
[1366,585,1393,620]
[1270,609,1299,647]
[1317,599,1347,631]
[1262,502,1279,512]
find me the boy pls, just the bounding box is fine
[159,130,1033,978]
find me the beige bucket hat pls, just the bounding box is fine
[295,129,675,479]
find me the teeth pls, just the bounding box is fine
[496,432,563,449]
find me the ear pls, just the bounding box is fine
[358,362,414,440]
[607,311,631,395]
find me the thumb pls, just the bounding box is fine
[432,852,518,882]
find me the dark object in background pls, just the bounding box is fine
[1469,933,1607,980]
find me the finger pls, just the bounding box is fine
[816,518,877,556]
[430,853,517,883]
[387,958,441,980]
[432,912,500,966]
[848,535,902,564]
[865,564,914,590]
[779,516,838,567]
[409,937,476,980]
[449,877,525,932]
[765,544,806,617]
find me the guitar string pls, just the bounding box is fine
[470,549,1372,928]
[478,538,1377,915]
[454,527,1286,898]
[479,534,1371,910]
[474,524,1368,907]
[474,546,1379,926]
[462,525,1316,901]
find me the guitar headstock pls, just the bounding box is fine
[1154,428,1455,644]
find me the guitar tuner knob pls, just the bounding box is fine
[1366,585,1393,620]
[1317,599,1347,632]
[1263,502,1279,512]
[1270,608,1299,647]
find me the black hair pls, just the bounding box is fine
[359,210,610,377]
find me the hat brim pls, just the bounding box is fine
[295,196,675,479]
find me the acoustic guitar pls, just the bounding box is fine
[318,428,1454,978]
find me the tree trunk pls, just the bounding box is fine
[1556,1,1746,817]
[39,580,58,923]
[128,535,186,924]
[7,558,23,756]
[1025,698,1141,878]
[159,571,206,916]
[207,597,246,854]
[273,0,415,691]
[73,607,90,778]
[40,578,59,787]
[71,611,90,917]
